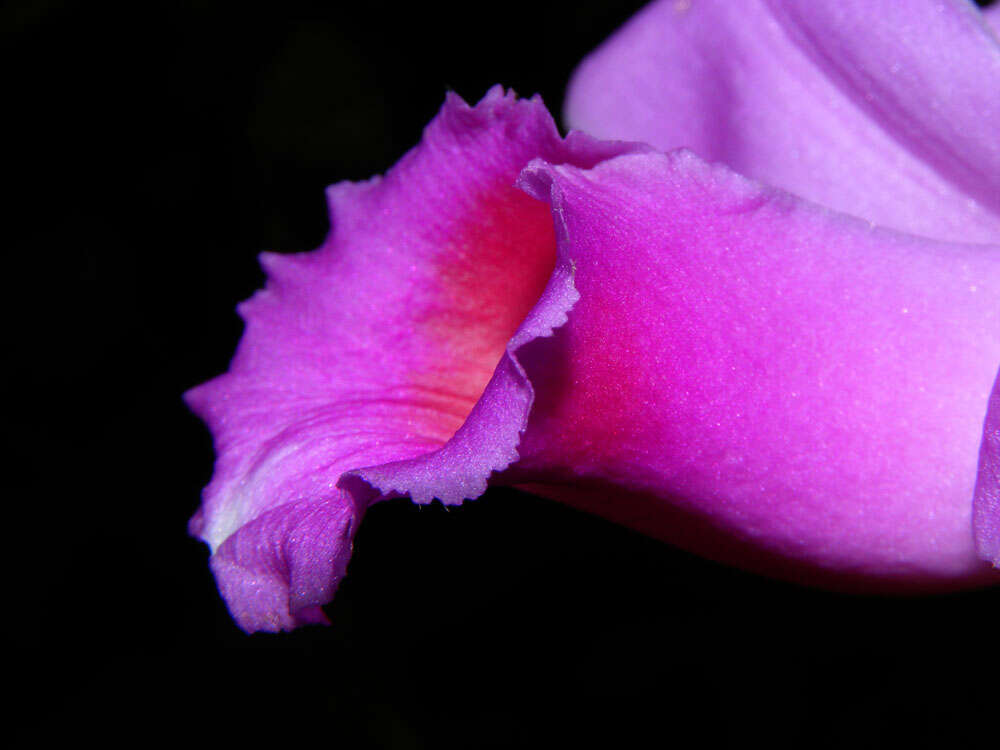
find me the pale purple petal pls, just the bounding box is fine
[186,88,642,632]
[512,149,1000,589]
[564,0,1000,244]
[208,498,353,631]
[974,371,1000,565]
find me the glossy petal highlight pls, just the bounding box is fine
[564,0,1000,243]
[186,88,642,631]
[512,150,1000,588]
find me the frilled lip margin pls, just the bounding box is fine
[212,230,582,634]
[185,88,648,632]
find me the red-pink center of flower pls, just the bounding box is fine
[416,183,557,440]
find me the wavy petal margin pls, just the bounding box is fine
[186,88,644,632]
[564,0,1000,244]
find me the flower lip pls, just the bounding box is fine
[185,87,646,631]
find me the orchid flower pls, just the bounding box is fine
[188,0,1000,632]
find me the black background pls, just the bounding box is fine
[13,0,999,745]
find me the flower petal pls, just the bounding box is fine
[564,0,1000,244]
[186,88,641,632]
[974,370,1000,566]
[512,149,1000,588]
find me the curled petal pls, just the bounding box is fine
[186,88,642,632]
[510,149,1000,589]
[564,0,1000,244]
[208,498,353,631]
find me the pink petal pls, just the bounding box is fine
[511,149,1000,589]
[564,0,1000,244]
[186,88,641,632]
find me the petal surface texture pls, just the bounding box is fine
[564,0,1000,244]
[513,150,1000,588]
[974,370,1000,565]
[185,88,640,632]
